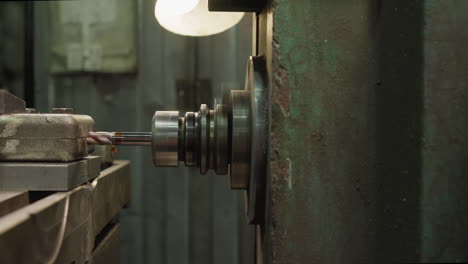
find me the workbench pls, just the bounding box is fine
[0,160,131,264]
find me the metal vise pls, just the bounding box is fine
[0,90,94,162]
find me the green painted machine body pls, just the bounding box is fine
[264,0,468,263]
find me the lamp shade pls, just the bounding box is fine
[155,0,244,37]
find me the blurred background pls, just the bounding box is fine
[0,1,254,263]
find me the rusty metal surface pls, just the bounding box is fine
[267,1,379,263]
[264,0,468,263]
[0,113,94,161]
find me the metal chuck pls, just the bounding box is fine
[152,92,250,189]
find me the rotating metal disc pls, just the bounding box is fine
[230,90,251,189]
[245,56,269,224]
[199,104,209,174]
[214,104,229,175]
[184,112,196,166]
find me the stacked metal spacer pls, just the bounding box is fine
[152,104,229,175]
[152,91,251,190]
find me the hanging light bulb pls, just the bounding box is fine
[155,0,245,37]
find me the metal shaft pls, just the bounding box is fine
[87,132,152,146]
[87,96,250,185]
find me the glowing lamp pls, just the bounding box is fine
[155,0,244,37]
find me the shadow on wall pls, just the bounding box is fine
[375,0,423,262]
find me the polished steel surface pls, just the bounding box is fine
[230,90,252,189]
[208,109,216,173]
[246,56,269,224]
[152,111,180,167]
[214,104,229,175]
[199,105,209,174]
[183,112,196,166]
[113,132,152,146]
[87,132,152,146]
[161,104,230,175]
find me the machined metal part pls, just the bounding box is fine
[150,103,231,175]
[183,112,196,166]
[148,57,268,203]
[199,105,208,173]
[230,90,252,189]
[86,56,269,224]
[113,132,152,146]
[87,132,152,146]
[214,104,229,175]
[245,56,269,224]
[152,111,179,166]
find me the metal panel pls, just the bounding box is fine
[266,1,379,263]
[420,1,468,261]
[265,0,468,263]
